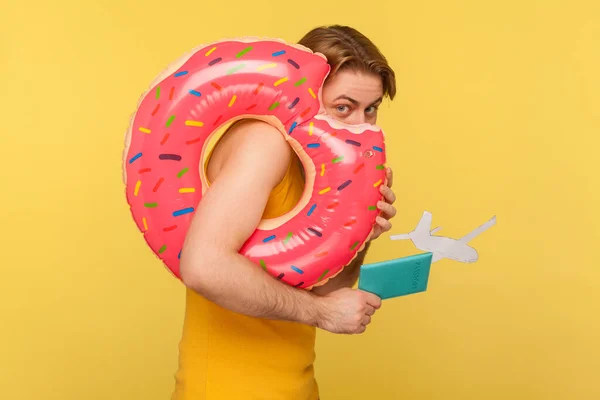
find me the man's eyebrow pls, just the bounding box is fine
[333,95,359,104]
[333,95,383,107]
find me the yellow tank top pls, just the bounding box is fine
[171,137,318,400]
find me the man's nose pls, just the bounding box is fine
[347,112,366,125]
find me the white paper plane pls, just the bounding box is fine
[390,211,496,263]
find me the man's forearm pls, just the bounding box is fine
[181,251,323,326]
[312,242,371,295]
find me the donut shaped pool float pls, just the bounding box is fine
[123,37,387,288]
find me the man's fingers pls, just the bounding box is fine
[362,315,372,326]
[379,184,396,204]
[377,201,397,218]
[386,167,394,188]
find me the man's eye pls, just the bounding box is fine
[366,106,378,114]
[336,105,350,113]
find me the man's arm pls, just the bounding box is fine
[180,123,319,324]
[179,122,380,333]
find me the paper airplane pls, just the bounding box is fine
[390,211,496,263]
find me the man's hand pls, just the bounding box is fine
[370,167,397,241]
[315,288,382,334]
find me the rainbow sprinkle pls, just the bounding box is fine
[189,90,201,97]
[332,156,344,163]
[263,235,276,243]
[300,107,311,118]
[373,179,383,187]
[373,146,383,152]
[253,83,264,95]
[228,95,237,107]
[144,202,158,208]
[166,115,175,127]
[307,228,322,237]
[274,77,289,86]
[268,102,280,110]
[177,168,189,178]
[294,77,307,86]
[291,265,304,274]
[260,260,267,271]
[287,59,300,69]
[350,241,360,251]
[320,164,325,176]
[139,127,151,134]
[236,46,253,58]
[288,97,300,109]
[185,120,204,127]
[226,64,246,75]
[337,180,352,191]
[272,50,286,57]
[288,122,298,134]
[142,217,148,231]
[308,88,316,98]
[173,207,194,217]
[134,180,141,196]
[319,187,331,195]
[158,245,167,253]
[209,57,222,66]
[159,154,182,161]
[257,63,277,71]
[284,232,293,244]
[318,269,330,281]
[153,177,164,192]
[174,71,188,77]
[155,87,160,99]
[205,46,217,56]
[307,143,320,148]
[308,122,314,135]
[129,152,142,164]
[307,204,317,216]
[178,188,196,193]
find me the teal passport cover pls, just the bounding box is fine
[358,252,433,299]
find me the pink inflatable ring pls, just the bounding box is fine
[122,38,387,289]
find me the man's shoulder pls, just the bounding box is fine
[209,119,292,183]
[227,119,289,151]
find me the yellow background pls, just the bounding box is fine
[1,0,598,399]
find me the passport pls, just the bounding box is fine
[358,252,433,299]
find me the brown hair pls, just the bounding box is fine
[298,25,396,100]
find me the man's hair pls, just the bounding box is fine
[298,25,396,100]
